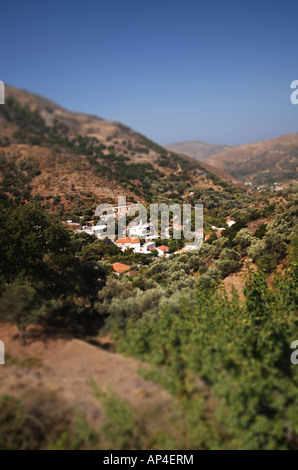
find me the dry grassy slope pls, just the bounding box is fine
[194,160,246,190]
[4,85,115,141]
[205,133,298,185]
[3,85,166,158]
[1,85,160,169]
[0,143,137,205]
[0,323,172,428]
[0,85,247,206]
[170,151,246,190]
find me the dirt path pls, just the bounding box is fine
[174,163,182,175]
[0,324,171,428]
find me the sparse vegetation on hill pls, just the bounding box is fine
[0,86,297,450]
[205,134,298,187]
[0,89,248,208]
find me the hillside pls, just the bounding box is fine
[0,323,171,430]
[165,140,233,161]
[205,134,298,187]
[0,85,249,221]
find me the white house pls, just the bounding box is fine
[75,223,109,239]
[127,220,155,238]
[138,241,156,254]
[226,218,236,228]
[156,245,169,257]
[90,225,108,238]
[116,237,141,252]
[211,225,225,231]
[65,220,80,227]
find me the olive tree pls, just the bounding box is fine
[0,281,43,345]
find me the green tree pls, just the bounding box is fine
[0,281,42,344]
[0,203,71,284]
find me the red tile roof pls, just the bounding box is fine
[116,237,140,244]
[205,233,213,239]
[112,262,131,274]
[174,247,188,254]
[157,245,169,252]
[116,237,130,243]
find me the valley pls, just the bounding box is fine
[0,85,297,451]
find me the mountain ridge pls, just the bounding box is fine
[165,133,298,187]
[165,139,233,161]
[205,133,298,186]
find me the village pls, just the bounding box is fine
[64,203,236,275]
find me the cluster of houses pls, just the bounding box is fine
[64,204,236,270]
[115,237,170,256]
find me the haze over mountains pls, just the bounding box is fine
[166,135,298,187]
[165,140,233,161]
[205,134,298,186]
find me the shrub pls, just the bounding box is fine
[256,253,277,273]
[115,261,298,450]
[235,228,253,255]
[0,392,73,450]
[0,281,43,344]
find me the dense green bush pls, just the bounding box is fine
[235,228,254,255]
[115,258,298,450]
[0,393,74,450]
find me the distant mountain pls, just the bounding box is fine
[165,140,233,161]
[205,134,298,186]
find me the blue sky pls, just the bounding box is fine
[1,0,297,145]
